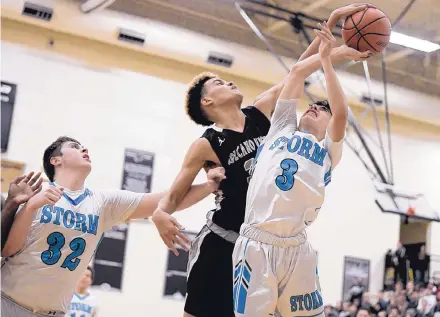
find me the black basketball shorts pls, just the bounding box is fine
[185,225,235,317]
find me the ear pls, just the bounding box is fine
[50,156,62,167]
[201,96,213,107]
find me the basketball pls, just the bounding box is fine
[342,7,392,53]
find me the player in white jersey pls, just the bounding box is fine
[1,136,225,317]
[232,23,371,317]
[65,266,99,317]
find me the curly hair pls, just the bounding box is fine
[185,72,217,126]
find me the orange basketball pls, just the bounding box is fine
[342,7,392,53]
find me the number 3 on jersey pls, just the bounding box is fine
[41,232,86,271]
[275,158,298,191]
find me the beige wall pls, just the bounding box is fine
[2,17,440,140]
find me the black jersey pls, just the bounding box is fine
[202,106,270,233]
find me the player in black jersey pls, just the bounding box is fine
[151,5,373,317]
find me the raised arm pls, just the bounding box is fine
[1,172,43,253]
[265,40,370,141]
[316,23,348,142]
[254,3,373,118]
[2,181,63,258]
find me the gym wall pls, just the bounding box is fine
[2,9,440,316]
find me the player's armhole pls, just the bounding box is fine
[197,136,221,167]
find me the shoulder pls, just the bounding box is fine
[243,106,271,129]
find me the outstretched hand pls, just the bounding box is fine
[315,21,336,59]
[8,172,44,206]
[331,3,377,22]
[152,209,191,256]
[339,45,372,62]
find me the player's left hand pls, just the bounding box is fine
[315,21,336,59]
[339,44,372,61]
[7,172,44,206]
[206,166,226,192]
[331,3,377,21]
[152,209,191,256]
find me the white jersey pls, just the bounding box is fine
[65,292,99,317]
[244,99,343,237]
[2,183,143,312]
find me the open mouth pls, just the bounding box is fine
[306,109,319,118]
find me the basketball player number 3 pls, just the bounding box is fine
[275,158,298,191]
[41,232,86,271]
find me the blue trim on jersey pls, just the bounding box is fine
[233,238,252,314]
[74,292,90,300]
[49,182,90,206]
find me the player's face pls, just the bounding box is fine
[78,269,93,289]
[299,104,332,134]
[58,141,92,172]
[202,78,243,109]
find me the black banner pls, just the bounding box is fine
[342,256,370,301]
[121,148,155,193]
[92,224,128,290]
[1,81,17,153]
[163,231,197,300]
[92,148,155,290]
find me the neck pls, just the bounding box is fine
[54,169,86,191]
[212,103,244,130]
[76,287,88,295]
[298,124,324,141]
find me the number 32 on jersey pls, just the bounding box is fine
[275,158,298,191]
[41,232,86,271]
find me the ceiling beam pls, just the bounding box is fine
[266,0,335,33]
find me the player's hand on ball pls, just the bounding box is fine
[315,21,336,59]
[151,209,191,256]
[27,185,64,209]
[331,3,376,21]
[8,172,44,206]
[206,166,226,192]
[339,44,372,61]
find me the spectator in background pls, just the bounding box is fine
[414,245,430,286]
[65,266,99,317]
[357,308,370,317]
[394,242,409,286]
[417,288,437,316]
[386,249,397,290]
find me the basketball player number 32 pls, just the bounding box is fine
[275,158,298,191]
[41,232,86,271]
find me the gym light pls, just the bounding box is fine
[390,31,440,53]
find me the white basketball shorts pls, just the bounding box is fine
[232,224,324,317]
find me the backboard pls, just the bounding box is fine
[374,182,440,222]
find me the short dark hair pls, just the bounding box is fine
[86,266,95,282]
[43,136,81,182]
[311,99,332,115]
[185,72,216,126]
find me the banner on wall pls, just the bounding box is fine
[163,231,198,300]
[1,81,17,153]
[92,224,128,290]
[121,148,155,194]
[342,256,370,302]
[92,148,155,290]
